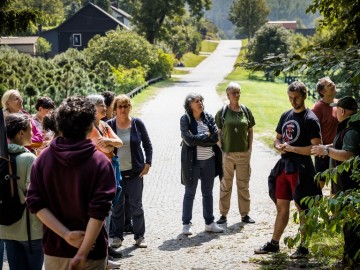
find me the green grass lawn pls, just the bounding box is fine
[181,52,207,67]
[200,40,219,53]
[171,68,190,75]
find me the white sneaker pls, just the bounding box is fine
[183,224,193,235]
[135,237,147,248]
[205,222,224,233]
[110,237,122,248]
[107,258,121,269]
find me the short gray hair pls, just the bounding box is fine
[86,94,105,106]
[226,82,241,93]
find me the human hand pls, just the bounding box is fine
[97,137,109,148]
[68,253,87,270]
[311,145,325,156]
[64,230,85,248]
[140,164,150,177]
[276,142,287,154]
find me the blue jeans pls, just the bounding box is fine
[4,239,43,270]
[182,157,215,225]
[110,172,145,241]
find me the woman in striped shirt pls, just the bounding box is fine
[180,93,224,235]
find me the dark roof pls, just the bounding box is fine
[41,2,129,34]
[111,6,132,19]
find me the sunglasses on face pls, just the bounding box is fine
[117,105,129,109]
[193,99,203,103]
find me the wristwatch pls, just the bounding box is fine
[323,146,330,156]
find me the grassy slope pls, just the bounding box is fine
[181,40,219,67]
[200,40,219,53]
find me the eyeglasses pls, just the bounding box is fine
[117,105,129,109]
[193,99,203,103]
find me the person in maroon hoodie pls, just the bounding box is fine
[26,96,117,270]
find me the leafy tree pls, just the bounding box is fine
[35,37,52,55]
[0,0,42,35]
[164,15,203,60]
[307,0,360,46]
[115,0,211,44]
[284,156,360,264]
[12,0,64,28]
[247,24,291,63]
[229,0,270,40]
[84,28,157,74]
[64,2,80,19]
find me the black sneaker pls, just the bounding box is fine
[241,215,255,224]
[108,246,123,259]
[254,242,279,254]
[216,215,227,224]
[290,246,309,259]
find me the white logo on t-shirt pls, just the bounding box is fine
[282,120,300,144]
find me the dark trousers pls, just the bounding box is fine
[0,240,3,270]
[315,156,330,174]
[110,172,145,240]
[182,157,215,225]
[125,193,132,226]
[343,222,360,263]
[5,239,43,270]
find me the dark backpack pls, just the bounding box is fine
[221,104,250,128]
[0,109,26,226]
[0,152,25,225]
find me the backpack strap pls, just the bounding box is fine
[222,104,250,127]
[9,153,32,253]
[221,105,228,128]
[240,104,250,126]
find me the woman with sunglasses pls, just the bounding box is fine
[107,94,152,249]
[180,93,224,235]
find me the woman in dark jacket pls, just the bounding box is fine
[107,94,152,249]
[180,93,224,235]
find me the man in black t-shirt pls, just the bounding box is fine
[255,81,322,259]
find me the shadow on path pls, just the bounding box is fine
[158,232,222,251]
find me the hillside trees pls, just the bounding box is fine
[204,0,234,38]
[229,0,270,40]
[267,0,318,28]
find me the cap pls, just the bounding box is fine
[330,96,358,110]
